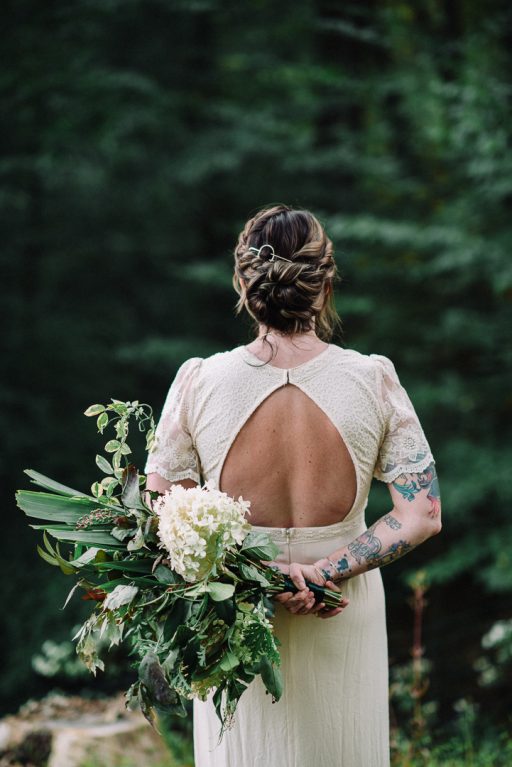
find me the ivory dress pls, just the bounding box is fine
[144,343,435,767]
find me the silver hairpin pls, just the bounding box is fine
[248,243,293,263]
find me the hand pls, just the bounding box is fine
[274,562,349,619]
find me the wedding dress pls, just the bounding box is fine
[144,343,434,767]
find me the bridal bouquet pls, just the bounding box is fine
[16,399,343,734]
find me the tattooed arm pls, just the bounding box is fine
[275,462,441,618]
[312,461,442,585]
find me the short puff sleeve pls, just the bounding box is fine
[144,357,202,484]
[371,354,434,483]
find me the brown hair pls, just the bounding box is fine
[232,204,341,340]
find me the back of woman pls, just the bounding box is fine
[145,205,441,767]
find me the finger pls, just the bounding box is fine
[274,592,295,604]
[288,588,313,606]
[309,602,326,614]
[289,563,307,591]
[317,607,344,619]
[325,580,343,593]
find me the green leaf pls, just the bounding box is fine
[120,443,132,455]
[163,601,190,644]
[71,547,104,567]
[121,465,145,510]
[218,651,240,672]
[84,404,105,416]
[105,439,121,453]
[94,559,154,574]
[97,412,109,433]
[206,582,235,602]
[91,482,104,498]
[242,531,281,561]
[16,490,98,522]
[111,526,136,542]
[260,657,283,701]
[127,526,146,551]
[36,544,58,567]
[239,562,271,587]
[103,584,138,610]
[96,454,113,474]
[139,652,176,706]
[154,564,179,584]
[101,477,119,496]
[43,528,125,548]
[23,470,89,498]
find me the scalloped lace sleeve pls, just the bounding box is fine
[144,357,202,484]
[371,354,434,483]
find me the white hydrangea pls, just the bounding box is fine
[153,480,251,582]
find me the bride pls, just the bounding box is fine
[145,203,442,767]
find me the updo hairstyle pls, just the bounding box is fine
[232,204,341,340]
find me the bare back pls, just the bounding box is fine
[220,369,357,528]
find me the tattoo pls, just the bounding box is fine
[348,529,382,564]
[426,467,441,518]
[336,556,351,575]
[321,556,352,582]
[383,513,402,530]
[366,540,414,569]
[345,518,414,573]
[392,462,441,519]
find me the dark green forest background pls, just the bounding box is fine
[2,0,511,739]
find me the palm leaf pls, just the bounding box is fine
[37,528,125,548]
[16,490,100,523]
[23,469,89,497]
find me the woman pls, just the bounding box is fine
[145,204,442,767]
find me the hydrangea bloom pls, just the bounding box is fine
[153,480,251,582]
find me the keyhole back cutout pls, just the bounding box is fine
[219,384,358,528]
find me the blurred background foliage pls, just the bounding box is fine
[2,0,511,744]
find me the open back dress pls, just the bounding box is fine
[144,343,434,767]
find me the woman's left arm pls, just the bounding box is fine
[278,462,441,618]
[316,461,441,584]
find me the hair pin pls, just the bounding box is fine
[248,243,293,263]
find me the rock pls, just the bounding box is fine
[0,691,173,767]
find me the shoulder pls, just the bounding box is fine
[173,347,243,388]
[329,345,396,380]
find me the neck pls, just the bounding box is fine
[257,326,318,340]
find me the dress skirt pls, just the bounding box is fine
[193,516,390,767]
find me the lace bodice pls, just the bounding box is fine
[144,344,434,520]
